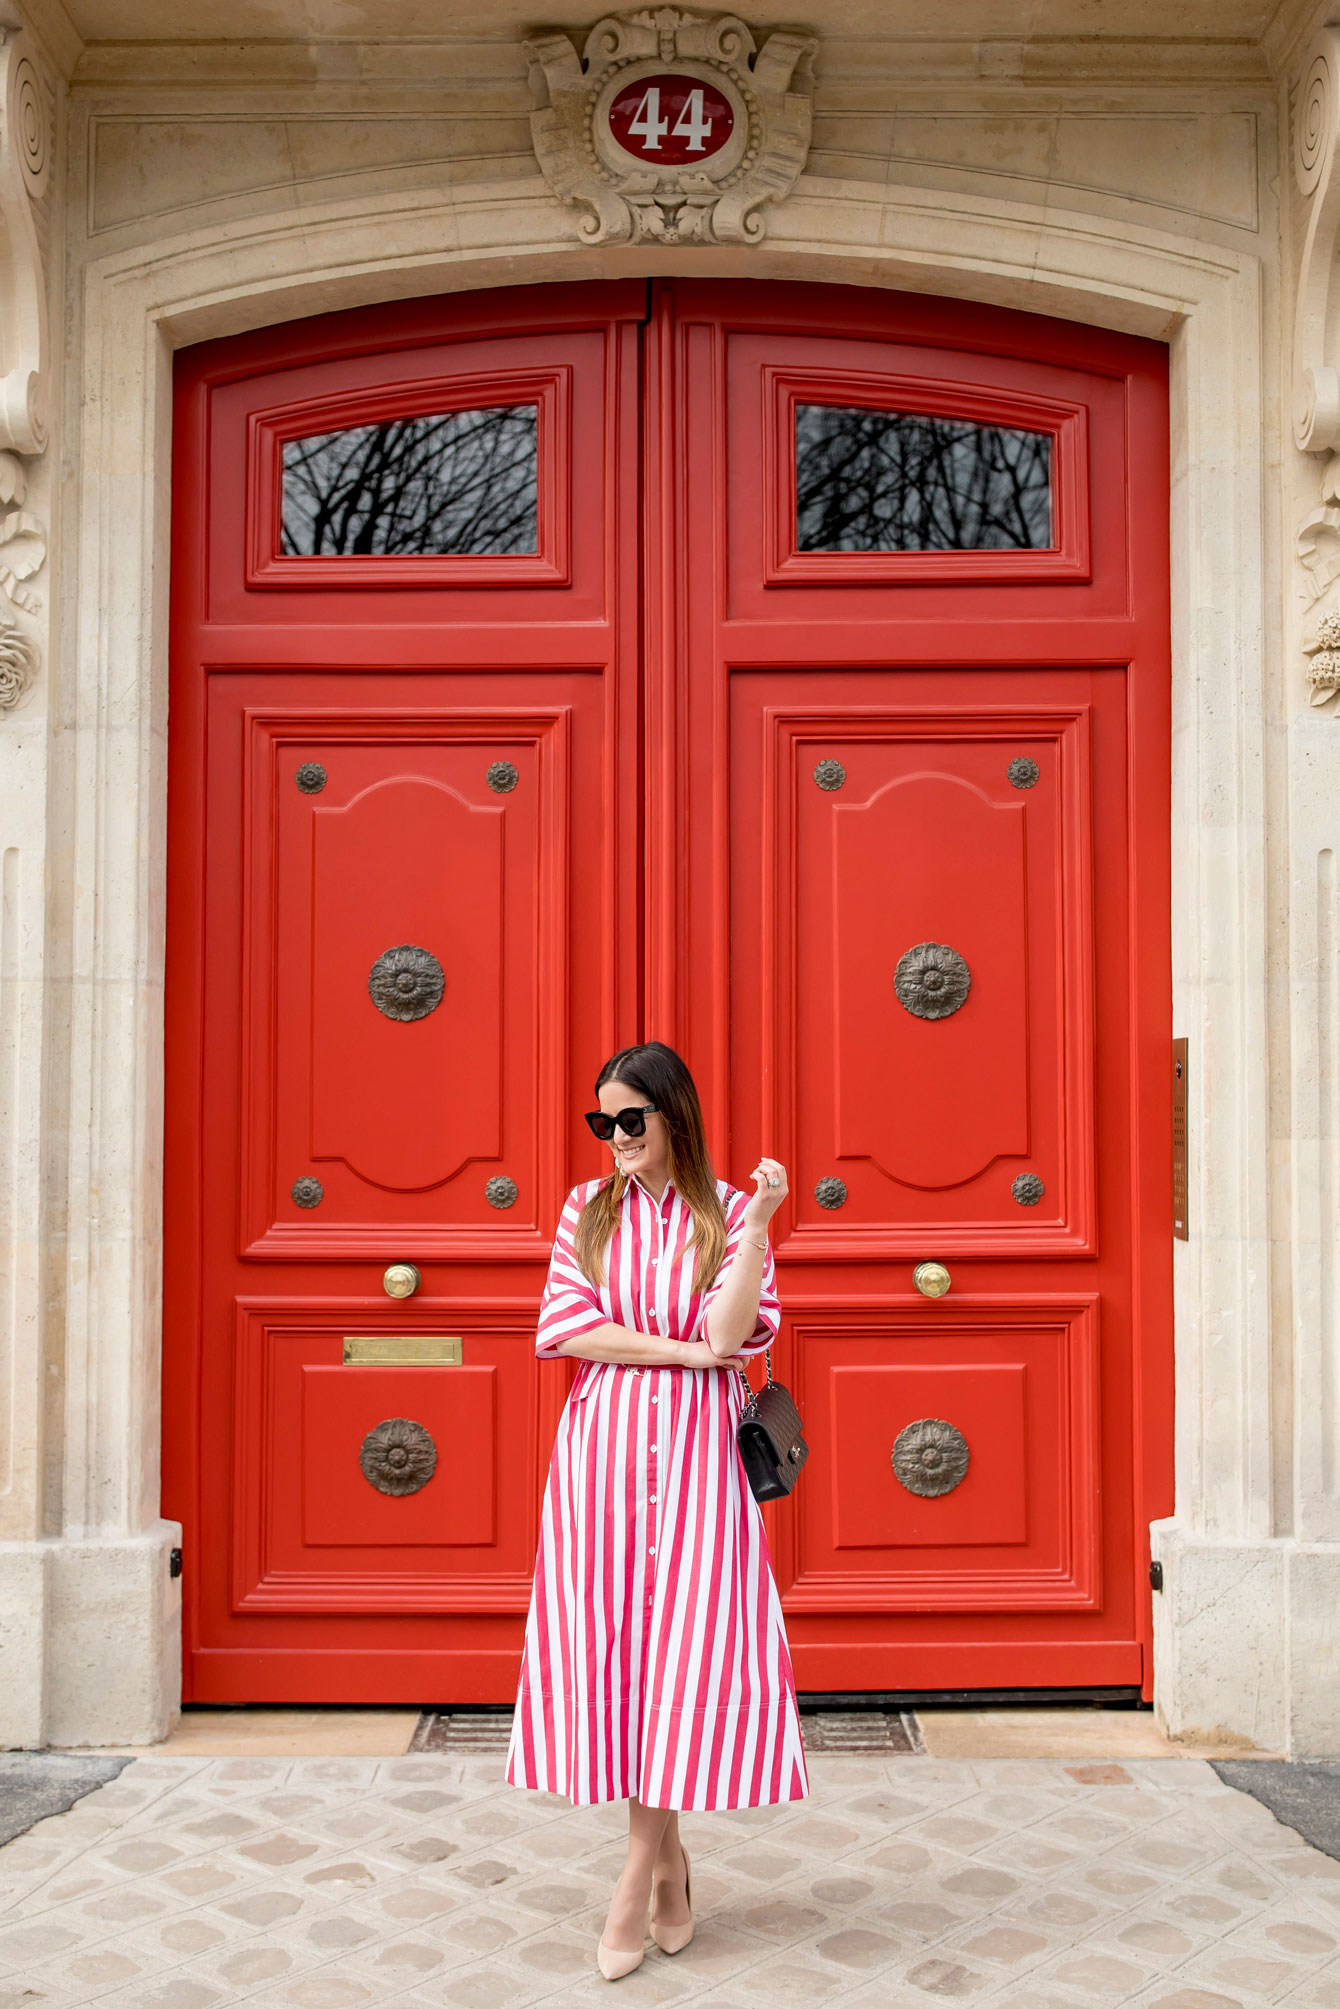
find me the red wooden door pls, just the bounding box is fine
[165,279,1171,1703]
[652,281,1171,1697]
[165,286,644,1701]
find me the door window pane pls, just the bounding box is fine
[281,404,538,557]
[795,403,1053,554]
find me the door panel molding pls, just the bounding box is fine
[237,704,575,1261]
[775,1302,1102,1615]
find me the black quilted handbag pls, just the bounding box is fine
[735,1349,809,1502]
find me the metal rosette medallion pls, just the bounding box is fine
[368,944,445,1022]
[359,1418,438,1497]
[891,1418,970,1498]
[894,942,971,1021]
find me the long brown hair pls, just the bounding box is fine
[574,1042,728,1293]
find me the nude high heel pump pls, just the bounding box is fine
[597,1896,650,1980]
[650,1842,694,1955]
[596,1935,646,1981]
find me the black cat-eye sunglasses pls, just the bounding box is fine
[583,1103,658,1142]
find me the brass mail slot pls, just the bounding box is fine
[343,1336,463,1366]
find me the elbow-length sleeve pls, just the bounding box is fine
[703,1186,782,1358]
[535,1183,608,1359]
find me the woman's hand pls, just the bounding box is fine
[678,1338,734,1369]
[742,1157,788,1235]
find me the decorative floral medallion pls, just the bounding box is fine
[359,1418,438,1497]
[295,761,327,793]
[1007,756,1039,789]
[486,1175,519,1209]
[368,944,445,1022]
[290,1176,324,1208]
[813,758,846,790]
[487,760,519,793]
[525,8,817,247]
[891,1418,970,1498]
[1012,1173,1045,1205]
[894,942,972,1020]
[1305,608,1340,706]
[0,621,36,713]
[814,1176,848,1209]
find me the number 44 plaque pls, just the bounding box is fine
[525,8,818,246]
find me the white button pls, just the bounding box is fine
[649,1545,656,1555]
[650,1493,657,1503]
[651,1396,658,1405]
[651,1257,658,1266]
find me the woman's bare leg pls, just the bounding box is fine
[602,1796,686,1948]
[651,1806,691,1928]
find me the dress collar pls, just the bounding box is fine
[628,1168,676,1206]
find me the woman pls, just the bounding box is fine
[505,1040,809,1979]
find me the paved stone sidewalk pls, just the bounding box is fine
[2,1752,1340,2009]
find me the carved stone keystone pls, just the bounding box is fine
[524,8,817,246]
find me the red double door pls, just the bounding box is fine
[165,279,1171,1704]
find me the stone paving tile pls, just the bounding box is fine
[5,1755,1340,2005]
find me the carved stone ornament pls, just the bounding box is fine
[1299,501,1340,710]
[814,1176,847,1209]
[0,453,46,711]
[368,944,446,1021]
[359,1418,438,1497]
[0,36,50,456]
[295,760,327,793]
[1007,756,1039,789]
[891,1418,970,1498]
[1294,32,1340,455]
[487,759,519,792]
[813,758,846,790]
[486,1175,519,1209]
[0,26,54,713]
[524,8,818,246]
[291,1176,324,1208]
[894,942,972,1021]
[1012,1172,1045,1206]
[1290,32,1340,712]
[0,612,36,713]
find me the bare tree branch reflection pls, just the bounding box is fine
[282,405,539,557]
[795,405,1052,553]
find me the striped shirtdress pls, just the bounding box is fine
[504,1172,810,1811]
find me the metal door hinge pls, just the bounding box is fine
[169,1548,183,1579]
[1149,1560,1163,1593]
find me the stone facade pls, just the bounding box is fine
[0,0,1337,1751]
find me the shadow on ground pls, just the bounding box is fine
[0,1752,130,1846]
[1215,1759,1340,1863]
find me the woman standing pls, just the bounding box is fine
[505,1041,809,1978]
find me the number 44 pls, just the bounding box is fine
[627,85,714,153]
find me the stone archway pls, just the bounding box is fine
[45,174,1267,1742]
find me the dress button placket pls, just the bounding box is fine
[645,1193,665,1617]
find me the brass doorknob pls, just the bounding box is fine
[913,1261,951,1299]
[383,1263,421,1299]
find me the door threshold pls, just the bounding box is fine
[797,1686,1147,1711]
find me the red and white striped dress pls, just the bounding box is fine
[505,1173,810,1811]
